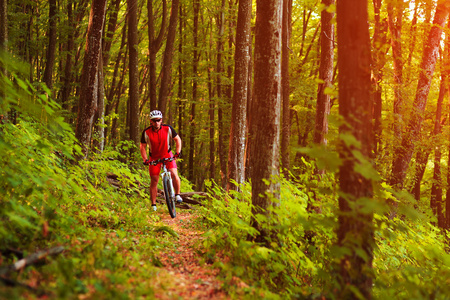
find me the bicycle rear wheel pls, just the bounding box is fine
[163,175,176,218]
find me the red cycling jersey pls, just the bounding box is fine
[140,124,178,159]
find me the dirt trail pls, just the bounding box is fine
[152,211,227,299]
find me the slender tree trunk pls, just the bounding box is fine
[431,74,445,228]
[207,62,215,182]
[445,20,450,230]
[0,0,7,53]
[313,0,334,148]
[433,19,450,229]
[371,0,388,155]
[217,0,228,188]
[102,0,121,68]
[43,0,57,90]
[148,0,167,111]
[410,148,431,201]
[61,1,73,110]
[93,52,105,153]
[249,0,282,245]
[0,0,6,114]
[227,0,252,192]
[189,0,200,182]
[158,0,179,116]
[177,3,185,175]
[335,0,374,297]
[105,23,127,145]
[75,0,107,158]
[387,0,404,144]
[390,2,450,195]
[128,0,140,145]
[0,0,7,70]
[281,0,293,178]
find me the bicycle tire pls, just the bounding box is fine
[163,175,176,218]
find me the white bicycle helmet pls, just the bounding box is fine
[149,110,163,119]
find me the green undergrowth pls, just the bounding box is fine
[198,173,450,299]
[0,56,183,298]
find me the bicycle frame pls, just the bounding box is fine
[160,160,174,198]
[149,157,177,218]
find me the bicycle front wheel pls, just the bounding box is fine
[163,175,176,218]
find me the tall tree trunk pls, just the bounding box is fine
[93,52,105,153]
[75,0,107,158]
[148,0,167,111]
[281,0,293,178]
[390,2,450,195]
[387,0,405,145]
[217,0,227,189]
[227,0,252,192]
[189,0,200,182]
[158,0,179,116]
[105,23,127,145]
[43,0,57,90]
[445,20,450,230]
[102,0,121,68]
[0,0,6,53]
[128,0,140,145]
[410,148,431,201]
[371,0,389,155]
[0,0,6,70]
[60,1,74,110]
[430,74,445,228]
[313,0,334,148]
[207,59,215,182]
[433,19,450,229]
[335,0,374,298]
[249,0,282,245]
[177,3,185,175]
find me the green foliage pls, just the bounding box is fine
[199,160,450,299]
[199,179,336,298]
[374,219,450,299]
[0,54,177,298]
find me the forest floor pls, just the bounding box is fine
[151,210,228,299]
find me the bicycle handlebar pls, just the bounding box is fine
[144,157,176,166]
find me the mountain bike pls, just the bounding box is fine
[148,157,177,218]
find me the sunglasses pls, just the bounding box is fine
[151,119,162,123]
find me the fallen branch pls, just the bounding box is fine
[0,246,65,277]
[0,276,46,296]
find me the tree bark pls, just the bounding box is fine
[217,0,228,189]
[281,0,293,178]
[227,0,252,192]
[390,2,450,194]
[75,0,107,158]
[43,0,57,90]
[335,0,374,298]
[60,1,73,110]
[177,3,185,175]
[371,0,389,155]
[0,0,7,52]
[127,0,140,145]
[93,52,105,153]
[188,0,200,183]
[433,19,450,229]
[313,0,334,148]
[0,0,7,85]
[430,73,445,228]
[409,148,431,201]
[158,0,179,116]
[102,0,121,68]
[148,0,167,111]
[387,0,405,144]
[249,0,282,245]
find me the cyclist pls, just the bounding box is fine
[140,110,183,211]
